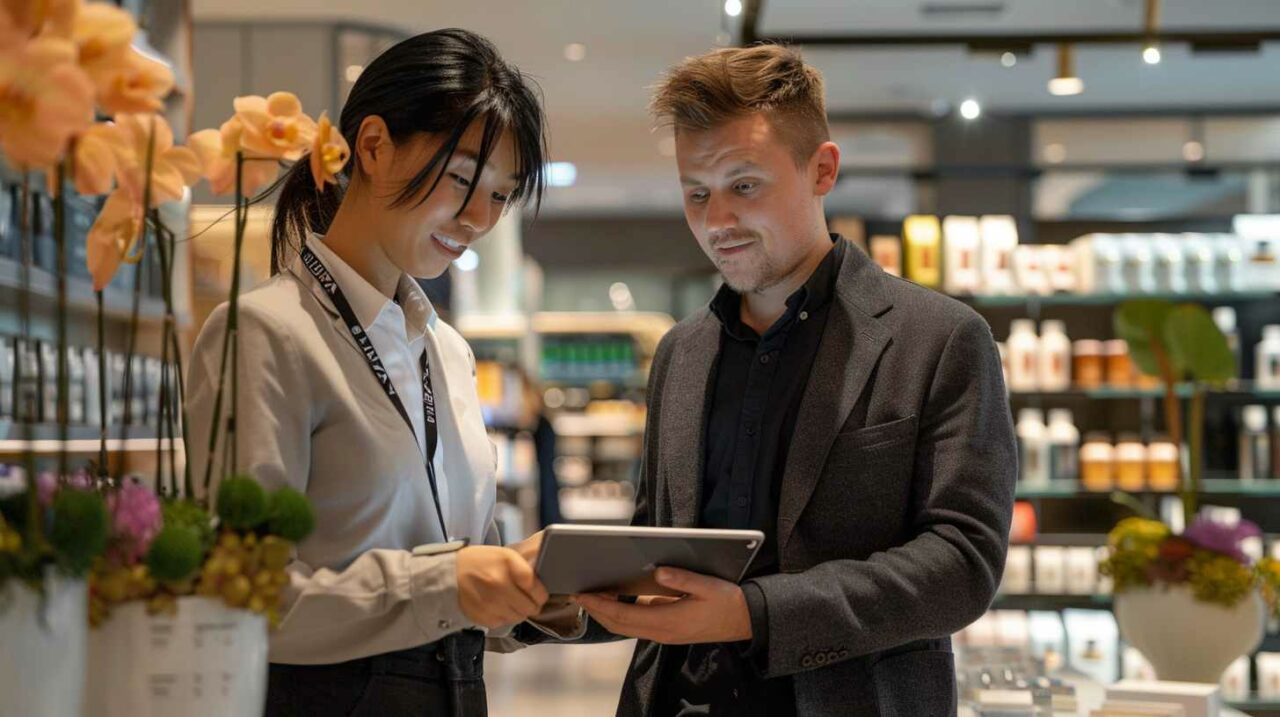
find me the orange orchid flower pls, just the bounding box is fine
[309,111,349,191]
[0,35,93,168]
[189,117,280,197]
[233,92,316,161]
[113,112,201,207]
[85,188,142,291]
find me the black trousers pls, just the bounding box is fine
[265,631,487,717]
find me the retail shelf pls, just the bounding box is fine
[559,496,634,522]
[0,256,167,323]
[456,314,530,340]
[1010,385,1280,401]
[1227,697,1280,712]
[0,422,181,456]
[990,593,1113,611]
[959,291,1277,308]
[1017,477,1280,499]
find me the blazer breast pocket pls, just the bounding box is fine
[826,415,919,467]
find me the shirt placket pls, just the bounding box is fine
[729,335,782,527]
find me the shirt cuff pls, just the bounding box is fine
[741,581,770,660]
[408,550,472,639]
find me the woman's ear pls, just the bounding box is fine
[355,115,392,178]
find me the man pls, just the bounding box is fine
[573,44,1017,716]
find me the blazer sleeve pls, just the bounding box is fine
[745,313,1017,679]
[187,301,471,665]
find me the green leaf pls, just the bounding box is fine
[1165,304,1237,384]
[1114,300,1174,377]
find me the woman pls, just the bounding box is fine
[187,29,556,716]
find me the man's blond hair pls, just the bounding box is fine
[650,44,829,164]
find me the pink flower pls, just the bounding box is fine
[107,479,161,563]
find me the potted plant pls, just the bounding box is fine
[1102,299,1261,683]
[85,475,314,717]
[0,471,109,717]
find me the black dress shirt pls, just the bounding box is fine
[659,236,845,717]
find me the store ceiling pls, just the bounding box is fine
[191,0,1280,216]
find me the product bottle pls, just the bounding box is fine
[1214,307,1241,384]
[1215,235,1245,294]
[1072,339,1105,389]
[979,215,1019,295]
[942,216,981,295]
[0,337,12,420]
[869,235,902,277]
[1122,238,1155,294]
[1046,409,1080,483]
[1248,240,1280,291]
[15,339,41,422]
[1007,320,1040,392]
[1104,339,1134,388]
[1153,240,1186,294]
[1038,320,1072,392]
[1241,405,1271,483]
[1115,434,1147,491]
[83,347,101,427]
[1014,246,1049,296]
[1017,408,1050,486]
[1146,436,1180,492]
[903,215,942,289]
[1185,237,1216,294]
[67,347,85,424]
[1080,433,1114,491]
[1257,325,1280,389]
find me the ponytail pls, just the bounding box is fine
[270,157,344,275]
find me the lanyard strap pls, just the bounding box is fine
[300,246,449,538]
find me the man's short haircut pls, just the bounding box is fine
[650,43,830,164]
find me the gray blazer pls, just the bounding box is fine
[616,245,1016,716]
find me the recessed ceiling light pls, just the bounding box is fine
[1143,45,1162,64]
[1183,140,1205,162]
[564,43,586,62]
[1000,52,1017,68]
[345,64,363,83]
[724,0,743,18]
[959,99,982,120]
[1048,77,1084,96]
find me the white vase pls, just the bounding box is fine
[1114,584,1266,684]
[85,596,269,717]
[0,574,88,717]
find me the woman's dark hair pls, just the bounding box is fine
[270,28,548,273]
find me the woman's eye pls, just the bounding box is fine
[451,173,471,188]
[492,191,510,203]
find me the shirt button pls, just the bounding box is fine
[438,619,452,630]
[736,497,748,507]
[800,311,809,321]
[746,426,756,436]
[759,354,770,364]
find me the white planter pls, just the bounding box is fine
[85,596,268,717]
[0,575,88,717]
[1114,584,1266,684]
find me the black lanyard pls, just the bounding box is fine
[300,246,449,537]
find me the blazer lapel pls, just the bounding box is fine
[661,312,720,528]
[777,249,894,553]
[287,260,365,357]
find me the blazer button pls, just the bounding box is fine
[828,651,840,662]
[815,653,828,666]
[801,656,814,668]
[839,650,850,659]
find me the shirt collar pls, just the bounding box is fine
[305,234,435,339]
[710,234,846,339]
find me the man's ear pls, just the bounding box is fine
[355,115,392,178]
[811,141,840,197]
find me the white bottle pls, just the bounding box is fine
[1153,239,1185,294]
[1241,405,1271,483]
[1184,237,1216,294]
[1213,307,1241,384]
[942,215,981,295]
[1007,319,1040,392]
[1017,408,1050,486]
[980,215,1019,295]
[0,337,12,420]
[83,347,101,427]
[1044,244,1078,293]
[1046,409,1080,484]
[1258,325,1280,389]
[1214,235,1245,294]
[1038,320,1072,392]
[1122,237,1156,294]
[1014,246,1049,296]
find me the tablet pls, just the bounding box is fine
[533,524,765,596]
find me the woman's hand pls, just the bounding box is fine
[455,546,549,629]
